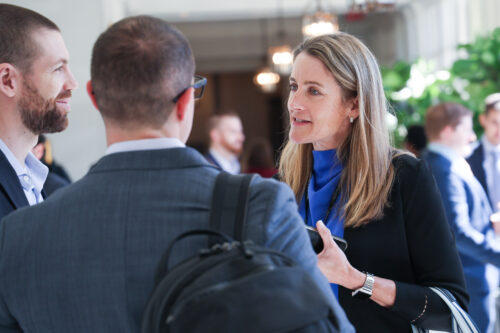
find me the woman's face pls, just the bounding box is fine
[288,52,354,151]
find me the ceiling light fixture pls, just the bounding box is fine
[269,0,293,75]
[302,0,339,39]
[254,19,280,93]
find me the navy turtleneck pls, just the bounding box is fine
[298,148,344,299]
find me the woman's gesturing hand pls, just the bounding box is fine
[316,220,396,307]
[316,220,365,289]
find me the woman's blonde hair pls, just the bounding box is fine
[279,32,395,228]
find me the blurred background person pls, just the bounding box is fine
[205,112,245,174]
[467,93,500,213]
[404,124,427,158]
[279,33,468,333]
[32,135,70,195]
[422,102,500,333]
[241,137,277,178]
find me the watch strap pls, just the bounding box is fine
[352,272,374,299]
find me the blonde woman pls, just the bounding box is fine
[279,33,468,332]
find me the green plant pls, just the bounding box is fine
[382,27,500,146]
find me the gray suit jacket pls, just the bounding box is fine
[0,147,353,333]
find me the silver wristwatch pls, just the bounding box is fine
[351,272,374,299]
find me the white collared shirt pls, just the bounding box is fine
[427,143,475,179]
[105,138,185,155]
[209,149,240,174]
[481,136,500,209]
[0,139,48,206]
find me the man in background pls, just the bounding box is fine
[0,4,77,219]
[422,102,500,333]
[467,93,500,212]
[0,15,352,332]
[205,112,245,174]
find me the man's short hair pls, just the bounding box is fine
[0,4,59,72]
[424,102,472,141]
[90,16,195,128]
[208,112,240,132]
[485,93,500,115]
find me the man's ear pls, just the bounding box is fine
[0,63,20,98]
[440,125,453,141]
[86,81,99,110]
[175,87,193,121]
[479,113,486,129]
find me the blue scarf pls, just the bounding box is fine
[299,149,344,299]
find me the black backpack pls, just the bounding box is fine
[141,173,341,333]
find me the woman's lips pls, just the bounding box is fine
[292,117,311,126]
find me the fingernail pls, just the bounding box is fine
[317,220,324,227]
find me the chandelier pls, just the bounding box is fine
[302,0,339,39]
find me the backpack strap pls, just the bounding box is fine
[209,173,255,242]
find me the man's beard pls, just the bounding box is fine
[222,139,243,156]
[18,79,71,135]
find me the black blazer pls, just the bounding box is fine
[338,154,468,332]
[467,142,492,205]
[0,150,29,220]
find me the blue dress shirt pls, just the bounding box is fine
[0,138,48,205]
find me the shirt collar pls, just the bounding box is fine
[481,136,500,154]
[105,138,185,155]
[209,148,240,173]
[0,138,49,192]
[25,152,49,194]
[427,143,462,163]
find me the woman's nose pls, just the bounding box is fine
[288,91,304,111]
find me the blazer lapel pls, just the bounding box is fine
[0,150,29,209]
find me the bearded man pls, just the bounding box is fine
[0,4,77,219]
[205,112,245,174]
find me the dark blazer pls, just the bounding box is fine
[0,150,29,220]
[467,142,491,205]
[0,147,353,333]
[339,154,468,333]
[423,149,499,332]
[42,172,70,196]
[204,152,223,170]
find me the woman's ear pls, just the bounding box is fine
[348,97,360,120]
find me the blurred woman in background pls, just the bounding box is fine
[241,137,278,178]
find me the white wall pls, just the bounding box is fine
[402,0,500,69]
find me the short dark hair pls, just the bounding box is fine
[208,112,241,132]
[425,102,472,141]
[0,4,59,72]
[485,93,500,115]
[90,16,195,128]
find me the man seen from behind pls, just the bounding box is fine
[0,15,353,332]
